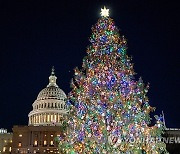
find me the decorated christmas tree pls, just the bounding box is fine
[58,7,168,153]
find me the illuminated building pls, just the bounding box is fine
[0,128,12,154]
[11,68,68,153]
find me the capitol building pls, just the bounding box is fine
[11,68,68,154]
[28,67,67,126]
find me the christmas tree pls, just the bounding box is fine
[59,7,168,153]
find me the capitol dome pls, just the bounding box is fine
[28,67,68,126]
[37,86,66,101]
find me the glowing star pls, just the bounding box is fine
[100,6,109,17]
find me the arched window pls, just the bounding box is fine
[44,140,47,146]
[18,142,22,147]
[50,140,54,146]
[34,140,38,146]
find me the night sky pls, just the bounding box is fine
[0,0,179,132]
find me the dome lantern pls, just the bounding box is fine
[47,66,58,88]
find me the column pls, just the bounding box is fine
[40,114,42,123]
[47,114,50,122]
[54,114,57,122]
[33,115,35,124]
[51,114,53,122]
[57,114,59,123]
[36,115,38,123]
[38,114,40,124]
[44,113,46,123]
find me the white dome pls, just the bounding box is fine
[37,86,66,101]
[28,67,68,126]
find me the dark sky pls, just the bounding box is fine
[0,0,179,132]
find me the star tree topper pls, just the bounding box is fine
[100,6,109,17]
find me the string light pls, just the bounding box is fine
[58,8,168,154]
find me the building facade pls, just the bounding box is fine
[0,128,12,154]
[163,128,180,154]
[12,68,68,153]
[12,126,61,153]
